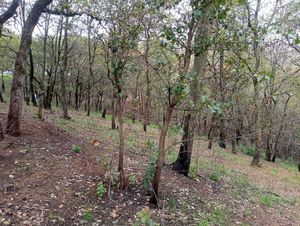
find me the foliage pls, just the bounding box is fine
[128,172,137,185]
[97,181,106,199]
[142,141,159,190]
[239,145,255,157]
[83,210,94,222]
[133,208,158,226]
[72,144,81,153]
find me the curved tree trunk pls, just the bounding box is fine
[6,0,53,136]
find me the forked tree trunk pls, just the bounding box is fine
[6,0,53,136]
[150,106,173,206]
[172,10,210,176]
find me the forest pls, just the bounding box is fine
[0,0,300,225]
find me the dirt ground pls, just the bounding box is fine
[1,104,300,225]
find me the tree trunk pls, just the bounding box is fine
[38,13,49,119]
[251,79,262,166]
[218,47,226,149]
[6,0,53,136]
[208,113,217,149]
[116,95,126,189]
[271,94,290,162]
[0,122,4,141]
[111,95,116,129]
[171,114,194,176]
[102,108,106,119]
[29,49,37,107]
[150,106,173,206]
[60,12,70,120]
[231,139,236,154]
[172,12,210,176]
[0,90,4,103]
[1,71,5,93]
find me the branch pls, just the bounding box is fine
[0,0,20,25]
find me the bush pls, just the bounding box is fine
[239,145,255,156]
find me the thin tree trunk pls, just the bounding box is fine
[116,95,126,189]
[60,12,70,120]
[271,94,290,162]
[1,71,5,92]
[0,122,4,141]
[251,79,262,166]
[38,13,49,119]
[29,49,37,107]
[208,113,217,149]
[150,106,173,206]
[6,0,53,136]
[218,47,226,149]
[111,95,116,129]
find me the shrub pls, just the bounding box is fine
[83,210,94,222]
[72,144,81,153]
[239,145,255,156]
[97,181,106,198]
[133,208,158,226]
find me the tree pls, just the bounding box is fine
[6,0,53,136]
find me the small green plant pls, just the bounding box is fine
[142,143,158,190]
[97,181,106,198]
[72,144,81,153]
[133,208,158,226]
[196,206,230,226]
[208,164,228,182]
[129,172,137,185]
[259,193,284,207]
[189,163,198,180]
[83,210,94,222]
[239,145,255,156]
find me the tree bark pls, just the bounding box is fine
[38,13,50,119]
[111,95,116,129]
[6,0,53,136]
[150,106,173,206]
[171,114,194,175]
[29,49,37,107]
[116,95,126,189]
[60,11,70,120]
[0,0,20,36]
[172,11,210,176]
[0,122,4,141]
[251,78,262,166]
